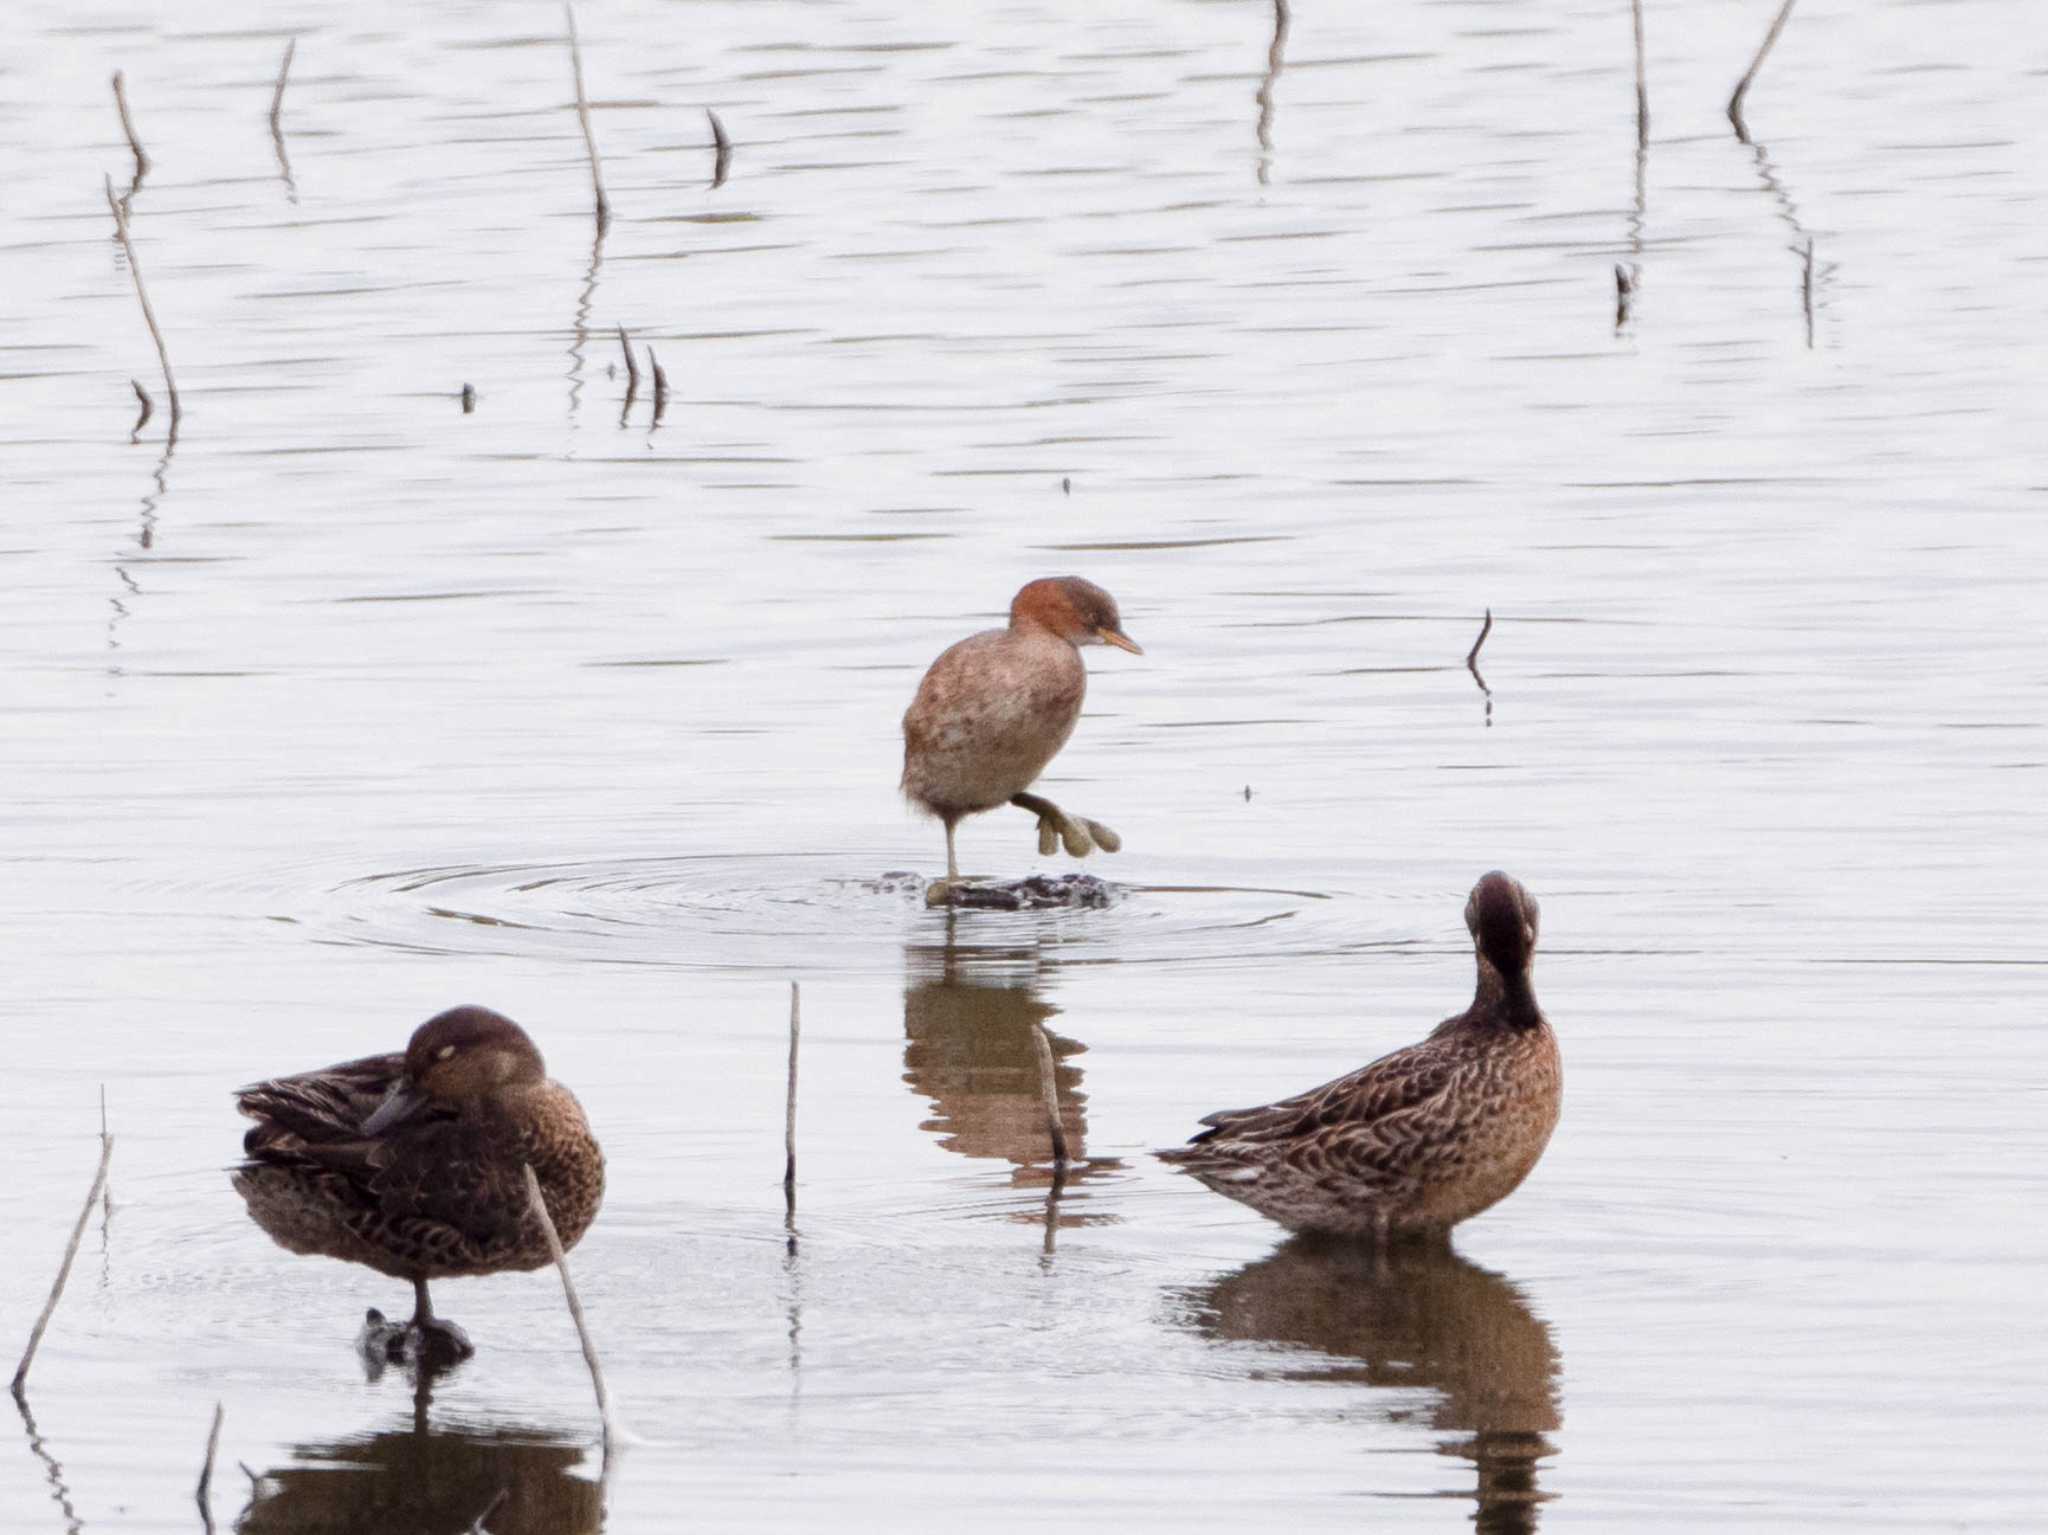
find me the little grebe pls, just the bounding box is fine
[901,576,1141,898]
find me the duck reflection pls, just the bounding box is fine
[1181,1240,1559,1532]
[236,1416,600,1535]
[902,936,1121,1215]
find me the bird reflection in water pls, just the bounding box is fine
[237,1391,600,1535]
[1179,1240,1560,1533]
[902,933,1122,1232]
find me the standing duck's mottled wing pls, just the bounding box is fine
[1160,1031,1463,1192]
[359,1114,540,1266]
[235,1052,403,1157]
[235,1058,534,1274]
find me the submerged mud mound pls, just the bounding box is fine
[927,873,1118,911]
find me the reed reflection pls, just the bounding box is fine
[236,1415,600,1535]
[1181,1240,1559,1532]
[901,931,1121,1216]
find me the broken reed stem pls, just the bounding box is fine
[195,1402,224,1524]
[1466,607,1494,668]
[521,1163,615,1462]
[617,324,639,408]
[1030,1023,1069,1169]
[707,109,731,189]
[563,2,610,230]
[1629,0,1649,150]
[112,70,148,183]
[103,174,181,435]
[11,1125,115,1398]
[784,982,800,1208]
[648,347,668,422]
[1800,237,1815,348]
[1728,0,1797,139]
[269,38,297,133]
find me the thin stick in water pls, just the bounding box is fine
[1800,237,1815,349]
[112,71,149,183]
[1030,1023,1069,1169]
[617,324,638,414]
[100,1087,114,1221]
[1728,0,1797,142]
[103,174,180,435]
[521,1163,615,1461]
[1466,607,1494,669]
[648,347,668,424]
[195,1402,224,1527]
[1467,608,1495,727]
[11,1125,115,1397]
[564,2,610,230]
[269,38,297,134]
[784,982,800,1211]
[1630,0,1649,150]
[460,383,476,414]
[707,109,731,190]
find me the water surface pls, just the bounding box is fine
[3,0,2045,1530]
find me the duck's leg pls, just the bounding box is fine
[1010,792,1120,858]
[406,1277,475,1364]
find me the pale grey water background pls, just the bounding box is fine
[4,0,2046,1529]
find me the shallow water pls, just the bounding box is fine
[4,0,2046,1529]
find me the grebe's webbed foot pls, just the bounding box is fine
[1079,817,1121,853]
[1011,793,1119,859]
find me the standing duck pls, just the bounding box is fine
[901,576,1141,900]
[233,1005,604,1364]
[1160,872,1560,1241]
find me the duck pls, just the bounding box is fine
[901,576,1141,901]
[232,1004,604,1364]
[1159,872,1560,1241]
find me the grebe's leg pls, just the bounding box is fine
[1012,792,1120,858]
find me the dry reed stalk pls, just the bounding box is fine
[648,347,668,422]
[617,324,638,412]
[1800,237,1815,347]
[269,38,297,134]
[112,71,148,182]
[707,109,731,189]
[564,3,610,229]
[1630,0,1649,149]
[1728,0,1797,141]
[784,982,800,1210]
[1466,608,1494,669]
[103,174,181,435]
[11,1123,115,1397]
[195,1402,224,1526]
[1030,1023,1069,1168]
[521,1163,615,1461]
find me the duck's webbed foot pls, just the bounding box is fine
[358,1301,475,1373]
[1011,792,1121,858]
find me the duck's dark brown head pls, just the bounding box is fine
[363,1005,546,1133]
[1464,871,1542,1023]
[1010,576,1142,654]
